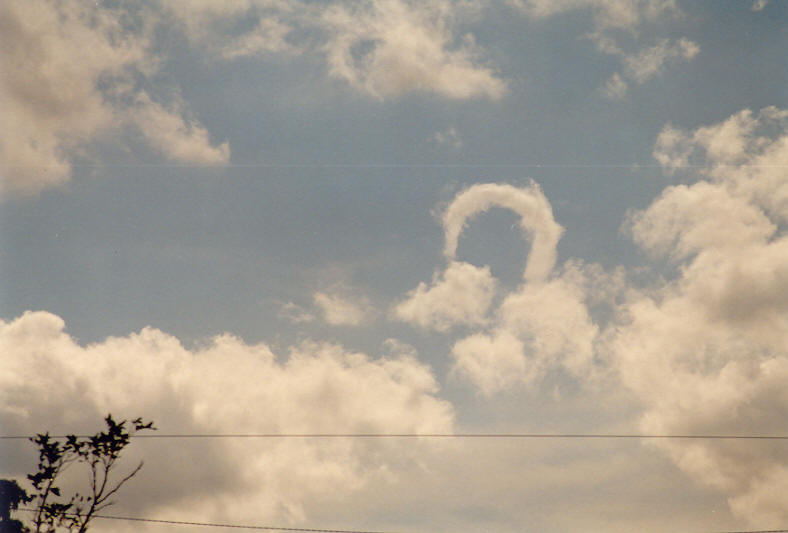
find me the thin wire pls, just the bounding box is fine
[16,509,400,533]
[5,163,788,169]
[14,509,788,533]
[2,433,788,440]
[713,531,788,533]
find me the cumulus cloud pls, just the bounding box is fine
[398,182,600,394]
[398,106,788,521]
[450,262,600,395]
[164,0,506,101]
[611,106,788,526]
[0,0,230,196]
[130,93,230,164]
[320,0,506,100]
[394,261,497,331]
[0,311,454,527]
[652,106,788,222]
[0,0,510,196]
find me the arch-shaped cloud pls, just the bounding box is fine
[442,182,564,283]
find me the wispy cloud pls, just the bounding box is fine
[314,288,376,326]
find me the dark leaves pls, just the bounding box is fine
[2,414,155,533]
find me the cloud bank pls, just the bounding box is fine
[395,106,788,525]
[0,310,454,528]
[611,106,788,526]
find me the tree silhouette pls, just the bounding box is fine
[0,479,32,533]
[1,415,155,533]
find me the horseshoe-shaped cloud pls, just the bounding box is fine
[394,182,564,332]
[394,181,599,395]
[442,182,564,283]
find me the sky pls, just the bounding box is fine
[0,0,787,532]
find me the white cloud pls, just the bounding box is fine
[450,262,600,395]
[162,0,506,101]
[130,93,230,164]
[398,182,601,395]
[652,106,788,222]
[509,1,697,98]
[751,0,769,11]
[610,106,788,527]
[627,181,776,261]
[320,0,506,100]
[442,182,564,283]
[623,38,699,84]
[0,0,229,196]
[0,310,454,526]
[451,330,527,394]
[314,289,375,326]
[394,261,497,331]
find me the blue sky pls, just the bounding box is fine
[1,1,787,532]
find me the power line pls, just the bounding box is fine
[17,509,400,533]
[3,433,788,440]
[15,509,788,533]
[5,163,788,169]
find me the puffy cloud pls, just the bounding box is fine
[0,0,229,196]
[652,106,788,222]
[313,289,376,326]
[451,330,527,394]
[164,0,506,101]
[0,0,138,194]
[130,93,230,164]
[627,181,776,260]
[394,261,497,331]
[0,310,454,526]
[0,0,510,196]
[610,106,788,526]
[398,182,599,394]
[450,262,600,395]
[320,0,506,100]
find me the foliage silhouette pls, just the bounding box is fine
[1,415,155,533]
[0,479,32,533]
